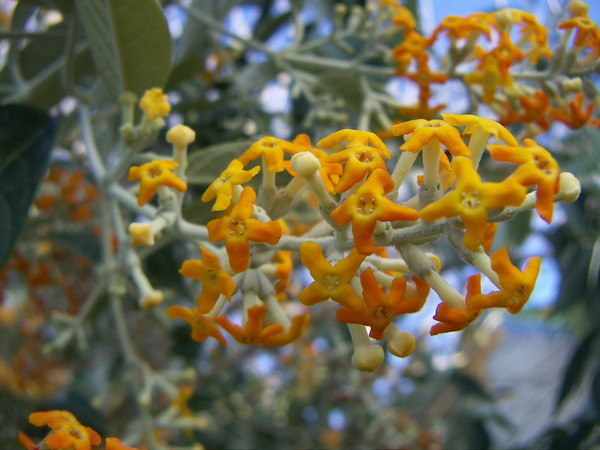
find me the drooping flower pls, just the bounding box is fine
[330,169,419,254]
[430,275,483,335]
[263,313,311,347]
[488,138,560,222]
[201,159,260,211]
[207,187,282,272]
[129,160,187,206]
[239,136,305,172]
[392,119,471,156]
[139,88,171,120]
[299,241,366,312]
[419,157,527,250]
[215,305,284,345]
[28,410,102,450]
[549,93,595,130]
[166,305,228,347]
[179,247,236,314]
[466,248,541,314]
[336,268,426,340]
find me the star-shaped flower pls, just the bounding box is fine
[166,305,228,347]
[430,274,483,335]
[129,160,187,206]
[201,159,260,211]
[331,169,419,254]
[466,248,541,314]
[139,88,170,120]
[336,268,426,340]
[239,136,305,172]
[179,247,236,314]
[29,410,102,450]
[215,305,284,345]
[442,113,519,146]
[419,157,527,250]
[299,241,366,311]
[392,119,471,156]
[207,187,282,272]
[488,138,560,222]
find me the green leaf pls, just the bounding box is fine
[0,105,57,268]
[75,0,173,99]
[186,140,255,185]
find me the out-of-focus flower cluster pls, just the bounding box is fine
[386,0,600,134]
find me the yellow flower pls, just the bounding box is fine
[166,305,228,347]
[179,247,236,314]
[392,119,471,156]
[466,248,541,314]
[464,54,513,104]
[29,410,102,450]
[239,136,305,172]
[263,312,311,347]
[430,275,483,335]
[201,159,260,211]
[215,305,284,345]
[207,187,282,272]
[330,169,419,255]
[129,160,187,206]
[139,88,170,120]
[391,31,430,74]
[419,157,526,250]
[299,241,366,312]
[488,138,560,223]
[284,134,343,193]
[318,129,390,157]
[442,113,519,146]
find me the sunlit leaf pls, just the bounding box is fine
[76,0,173,99]
[0,105,56,267]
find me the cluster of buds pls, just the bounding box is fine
[385,0,600,134]
[128,90,581,371]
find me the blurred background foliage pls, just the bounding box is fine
[0,0,599,448]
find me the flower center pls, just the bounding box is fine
[148,165,163,178]
[461,191,481,209]
[229,219,246,236]
[323,275,340,291]
[356,150,374,163]
[357,196,376,215]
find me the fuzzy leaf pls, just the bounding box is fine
[75,0,172,99]
[0,105,56,267]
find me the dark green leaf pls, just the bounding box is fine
[76,0,173,99]
[555,331,597,410]
[0,105,57,267]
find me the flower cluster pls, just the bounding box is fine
[19,410,136,450]
[147,110,580,371]
[385,0,600,134]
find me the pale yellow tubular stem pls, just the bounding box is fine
[468,126,490,169]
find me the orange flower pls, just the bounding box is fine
[464,54,512,104]
[490,32,525,77]
[28,410,102,450]
[430,275,483,335]
[263,313,311,347]
[215,305,284,345]
[239,136,305,172]
[201,159,260,211]
[442,113,519,146]
[549,93,595,130]
[430,13,495,43]
[392,119,471,156]
[336,268,427,340]
[389,5,417,31]
[284,134,342,193]
[391,32,430,73]
[466,248,541,314]
[129,160,187,206]
[207,187,282,272]
[318,129,391,193]
[299,241,366,311]
[273,250,293,295]
[488,138,560,222]
[559,15,599,47]
[166,305,228,347]
[330,169,419,255]
[419,157,526,250]
[106,437,139,450]
[179,247,236,314]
